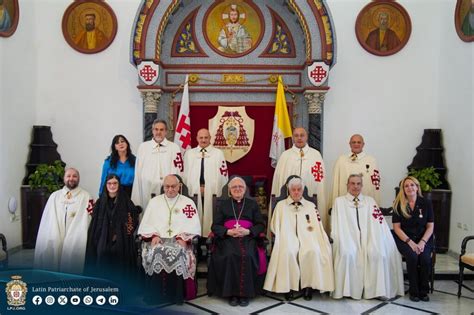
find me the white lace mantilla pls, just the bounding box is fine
[142,238,196,280]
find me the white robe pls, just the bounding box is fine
[331,194,404,299]
[131,138,183,209]
[271,144,328,230]
[183,145,228,236]
[138,194,201,279]
[330,152,381,206]
[264,197,334,293]
[34,186,92,273]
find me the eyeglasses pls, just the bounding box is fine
[230,185,245,190]
[163,184,179,189]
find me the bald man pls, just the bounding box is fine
[271,127,328,231]
[330,134,381,207]
[34,168,93,273]
[183,128,228,237]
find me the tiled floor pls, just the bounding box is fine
[7,249,474,314]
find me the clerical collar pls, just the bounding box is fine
[199,145,210,152]
[286,196,302,205]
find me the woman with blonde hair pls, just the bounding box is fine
[392,176,434,302]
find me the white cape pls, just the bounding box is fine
[330,152,381,206]
[131,138,183,209]
[34,187,92,273]
[183,145,228,236]
[264,197,334,293]
[270,144,328,230]
[331,194,404,299]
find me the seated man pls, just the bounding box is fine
[331,174,404,299]
[137,174,201,304]
[264,176,334,300]
[207,176,266,307]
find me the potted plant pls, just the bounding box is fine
[407,166,442,192]
[28,160,65,193]
[21,160,65,248]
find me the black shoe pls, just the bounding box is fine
[419,295,430,302]
[239,297,249,307]
[285,291,294,301]
[409,295,420,302]
[228,296,239,306]
[303,288,312,300]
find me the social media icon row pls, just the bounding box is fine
[32,295,119,306]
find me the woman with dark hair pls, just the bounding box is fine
[99,135,136,197]
[392,176,434,302]
[86,174,139,282]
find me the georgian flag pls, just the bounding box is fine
[174,75,191,154]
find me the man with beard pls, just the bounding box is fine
[74,13,108,50]
[34,168,94,273]
[365,12,401,52]
[132,119,183,210]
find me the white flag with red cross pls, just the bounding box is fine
[174,75,191,154]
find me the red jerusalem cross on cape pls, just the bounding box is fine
[174,75,191,154]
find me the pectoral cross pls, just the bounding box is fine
[167,228,173,236]
[353,197,359,208]
[234,223,241,229]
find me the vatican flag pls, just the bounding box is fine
[269,76,292,167]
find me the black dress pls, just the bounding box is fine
[207,197,265,298]
[85,188,139,283]
[392,196,434,297]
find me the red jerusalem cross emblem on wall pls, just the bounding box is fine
[182,205,197,218]
[137,61,159,85]
[311,161,324,182]
[307,61,329,87]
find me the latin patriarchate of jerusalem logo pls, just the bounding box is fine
[209,106,254,163]
[5,275,28,307]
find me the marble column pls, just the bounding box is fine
[139,89,162,141]
[304,90,327,154]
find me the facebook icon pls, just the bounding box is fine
[32,295,43,305]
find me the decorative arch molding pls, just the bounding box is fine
[130,0,336,66]
[130,0,337,153]
[260,7,296,58]
[171,7,208,57]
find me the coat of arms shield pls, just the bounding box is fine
[209,106,254,163]
[307,61,329,86]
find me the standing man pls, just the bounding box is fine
[183,128,228,237]
[331,174,403,299]
[271,127,328,230]
[132,119,183,209]
[138,175,201,304]
[34,168,93,273]
[331,134,381,206]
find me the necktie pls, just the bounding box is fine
[200,148,206,185]
[351,153,357,161]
